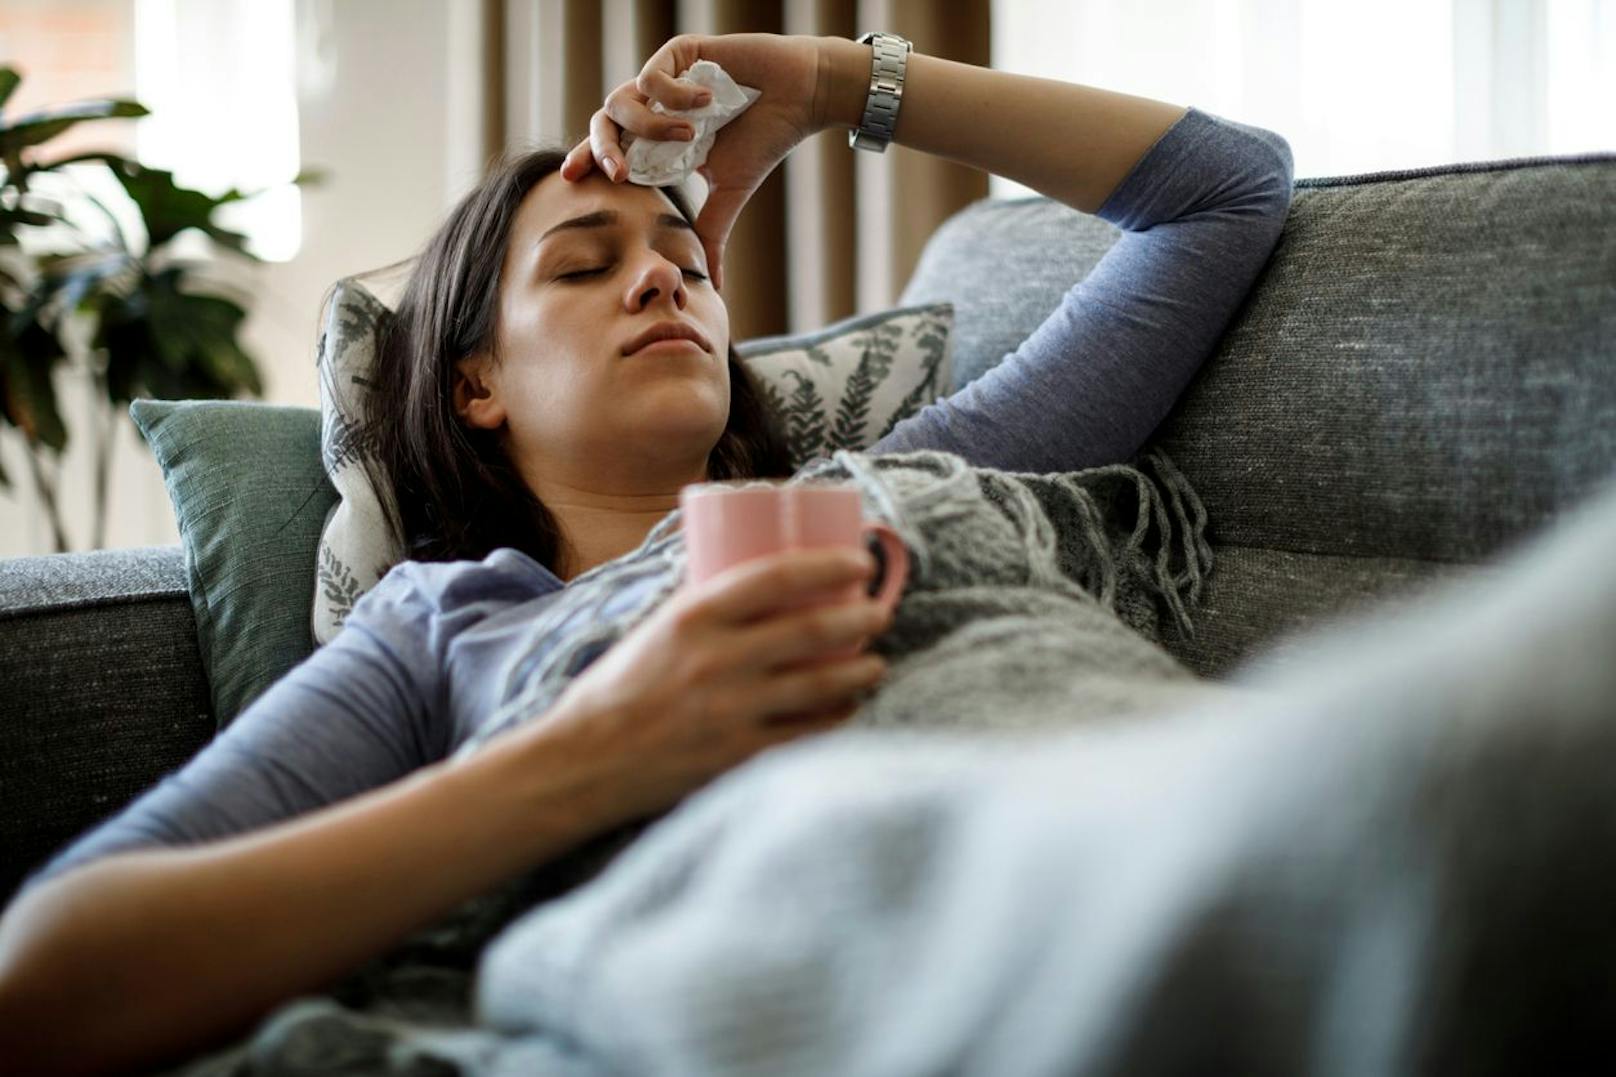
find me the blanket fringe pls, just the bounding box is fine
[809,447,1214,642]
[1133,448,1214,638]
[1045,447,1213,640]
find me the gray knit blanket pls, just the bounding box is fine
[163,446,1233,1075]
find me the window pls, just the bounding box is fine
[133,0,301,260]
[989,0,1616,198]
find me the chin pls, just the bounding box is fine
[629,389,726,434]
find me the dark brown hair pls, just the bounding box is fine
[360,146,792,570]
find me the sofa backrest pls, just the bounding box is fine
[900,151,1616,677]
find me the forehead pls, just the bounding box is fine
[516,172,690,246]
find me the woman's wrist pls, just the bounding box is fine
[817,35,877,133]
[457,709,638,853]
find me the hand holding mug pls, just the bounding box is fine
[543,543,897,825]
[540,479,906,824]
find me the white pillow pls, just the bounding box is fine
[311,278,953,643]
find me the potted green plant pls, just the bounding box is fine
[1,64,311,551]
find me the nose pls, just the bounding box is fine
[625,250,687,312]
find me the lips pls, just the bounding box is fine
[622,320,712,356]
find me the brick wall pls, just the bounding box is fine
[0,0,137,158]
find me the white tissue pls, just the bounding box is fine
[623,60,761,212]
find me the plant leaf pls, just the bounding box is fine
[0,316,69,451]
[24,149,138,175]
[0,99,148,156]
[0,67,20,111]
[136,273,263,401]
[41,249,136,312]
[100,157,255,255]
[779,369,828,467]
[828,339,891,453]
[94,290,156,405]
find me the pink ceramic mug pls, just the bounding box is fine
[680,479,909,663]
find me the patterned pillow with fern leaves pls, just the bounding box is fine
[313,278,402,645]
[735,302,953,472]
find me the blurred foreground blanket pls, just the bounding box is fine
[166,453,1616,1075]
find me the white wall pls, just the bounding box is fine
[0,0,481,556]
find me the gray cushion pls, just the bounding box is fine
[0,546,213,905]
[1171,544,1504,679]
[902,153,1616,675]
[0,543,187,609]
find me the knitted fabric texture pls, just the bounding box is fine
[456,445,1215,762]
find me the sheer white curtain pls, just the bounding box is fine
[989,0,1616,196]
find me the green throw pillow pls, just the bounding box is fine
[130,399,337,728]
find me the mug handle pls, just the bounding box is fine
[861,522,910,612]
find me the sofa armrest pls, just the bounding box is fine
[0,546,215,906]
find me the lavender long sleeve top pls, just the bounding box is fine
[20,105,1294,898]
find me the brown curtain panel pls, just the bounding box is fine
[492,0,990,341]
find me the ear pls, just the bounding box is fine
[453,354,506,431]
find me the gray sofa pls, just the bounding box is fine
[3,149,1613,908]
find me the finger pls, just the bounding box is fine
[588,107,626,182]
[708,240,725,293]
[637,66,714,111]
[692,176,748,293]
[605,89,698,143]
[745,600,892,672]
[692,170,724,289]
[560,137,596,182]
[758,655,887,725]
[694,547,877,626]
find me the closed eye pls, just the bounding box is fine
[559,266,708,282]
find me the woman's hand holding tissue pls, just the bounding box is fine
[560,33,828,292]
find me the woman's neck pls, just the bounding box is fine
[553,506,682,582]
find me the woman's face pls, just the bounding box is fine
[455,170,730,498]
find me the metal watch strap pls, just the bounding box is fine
[848,31,911,153]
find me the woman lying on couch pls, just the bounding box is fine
[12,29,1598,1077]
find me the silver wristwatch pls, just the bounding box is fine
[848,31,912,153]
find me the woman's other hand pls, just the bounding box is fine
[560,32,829,292]
[538,546,894,825]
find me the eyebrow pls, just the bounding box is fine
[539,209,696,244]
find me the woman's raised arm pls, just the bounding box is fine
[818,36,1187,216]
[564,33,1188,290]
